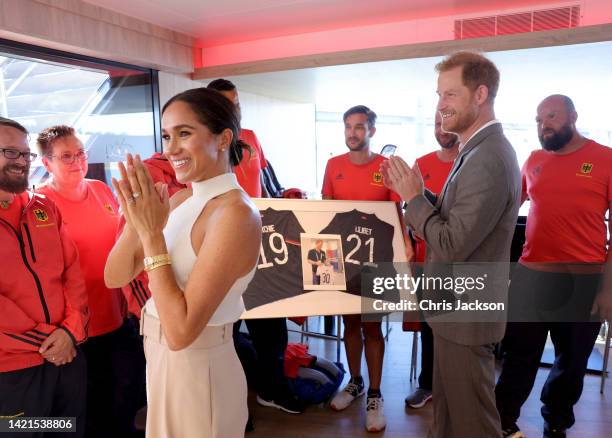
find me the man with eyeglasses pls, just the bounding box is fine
[0,117,89,436]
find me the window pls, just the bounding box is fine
[310,41,612,215]
[0,39,159,186]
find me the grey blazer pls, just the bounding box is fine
[405,123,521,345]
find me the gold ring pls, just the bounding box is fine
[133,192,141,199]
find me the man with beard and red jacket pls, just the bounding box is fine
[0,117,88,436]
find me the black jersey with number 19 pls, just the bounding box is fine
[243,207,305,310]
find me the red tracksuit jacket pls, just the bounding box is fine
[0,192,89,372]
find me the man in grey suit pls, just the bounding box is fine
[381,51,521,437]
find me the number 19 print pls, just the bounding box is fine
[243,208,305,310]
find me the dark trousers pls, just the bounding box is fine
[312,273,320,285]
[415,265,433,391]
[418,319,434,391]
[0,350,86,438]
[495,265,602,430]
[81,319,146,438]
[234,318,289,399]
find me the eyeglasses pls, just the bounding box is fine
[49,150,88,164]
[0,148,38,162]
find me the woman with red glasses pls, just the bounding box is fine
[37,126,144,438]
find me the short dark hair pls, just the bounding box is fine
[343,105,377,129]
[37,125,76,156]
[207,79,237,92]
[163,88,244,166]
[435,51,500,103]
[0,117,28,135]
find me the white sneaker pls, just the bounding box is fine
[329,381,365,411]
[365,395,386,432]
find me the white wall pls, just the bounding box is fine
[239,91,317,194]
[158,78,317,193]
[157,71,202,107]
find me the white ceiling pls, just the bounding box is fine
[84,0,551,46]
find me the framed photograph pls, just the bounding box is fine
[300,233,346,291]
[241,198,412,318]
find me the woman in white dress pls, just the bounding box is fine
[104,88,261,438]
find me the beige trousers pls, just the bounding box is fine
[141,312,247,438]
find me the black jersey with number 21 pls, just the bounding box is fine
[320,209,395,295]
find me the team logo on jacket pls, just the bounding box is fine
[580,163,593,174]
[373,172,383,184]
[33,209,48,222]
[104,204,114,214]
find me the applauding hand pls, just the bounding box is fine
[111,154,170,243]
[380,156,424,203]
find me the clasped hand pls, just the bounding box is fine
[39,329,75,366]
[111,154,170,241]
[380,156,424,203]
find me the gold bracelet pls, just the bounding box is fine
[144,254,171,271]
[144,260,172,272]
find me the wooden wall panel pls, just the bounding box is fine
[0,0,193,72]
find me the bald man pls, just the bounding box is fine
[495,95,612,438]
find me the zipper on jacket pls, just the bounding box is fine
[23,223,37,263]
[0,217,51,324]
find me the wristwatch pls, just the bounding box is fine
[143,254,171,272]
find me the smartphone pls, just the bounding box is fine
[381,144,397,157]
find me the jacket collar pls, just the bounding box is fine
[435,123,504,208]
[457,122,503,161]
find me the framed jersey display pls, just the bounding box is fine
[300,233,346,291]
[242,198,413,319]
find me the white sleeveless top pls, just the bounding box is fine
[145,173,255,325]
